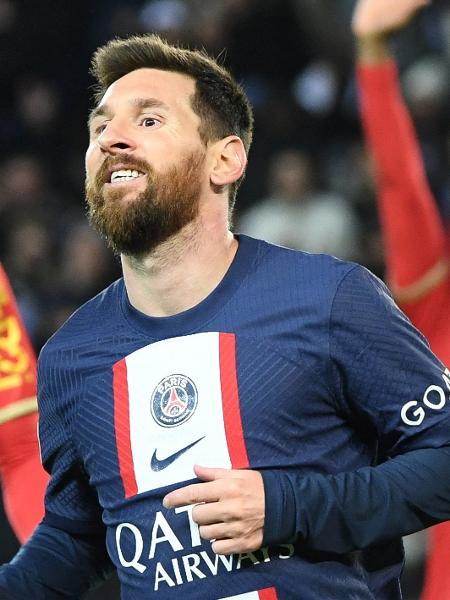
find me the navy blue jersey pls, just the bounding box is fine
[1,235,450,600]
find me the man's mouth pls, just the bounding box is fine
[109,169,146,184]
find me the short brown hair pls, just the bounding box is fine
[90,34,254,210]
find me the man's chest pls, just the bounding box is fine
[76,331,366,507]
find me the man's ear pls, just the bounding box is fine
[210,136,247,189]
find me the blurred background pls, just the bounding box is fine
[0,0,449,598]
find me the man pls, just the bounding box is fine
[0,34,449,600]
[0,264,48,542]
[353,1,450,598]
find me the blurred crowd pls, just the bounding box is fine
[1,0,449,351]
[0,1,449,598]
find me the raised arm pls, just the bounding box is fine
[352,0,449,305]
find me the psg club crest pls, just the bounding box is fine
[151,374,198,427]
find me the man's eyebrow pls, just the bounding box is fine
[88,97,170,128]
[130,97,170,112]
[88,105,109,128]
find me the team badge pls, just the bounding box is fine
[151,374,198,427]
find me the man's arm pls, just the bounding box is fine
[164,266,450,555]
[281,265,450,553]
[260,445,450,553]
[353,0,449,305]
[0,333,114,597]
[163,444,450,555]
[0,443,113,599]
[0,521,111,599]
[273,265,450,553]
[0,264,49,542]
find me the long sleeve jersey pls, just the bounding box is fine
[1,237,450,599]
[357,60,450,600]
[0,264,48,542]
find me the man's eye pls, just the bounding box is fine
[141,117,160,128]
[95,123,107,135]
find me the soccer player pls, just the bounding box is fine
[0,264,48,543]
[0,34,449,600]
[353,1,450,598]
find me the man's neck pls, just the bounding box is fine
[121,217,238,318]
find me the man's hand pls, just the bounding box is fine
[352,0,430,39]
[163,465,265,555]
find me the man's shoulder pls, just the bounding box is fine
[237,236,365,322]
[39,278,124,360]
[253,236,359,287]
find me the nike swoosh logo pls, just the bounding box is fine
[151,436,205,472]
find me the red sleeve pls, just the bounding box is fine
[0,265,48,542]
[356,61,448,294]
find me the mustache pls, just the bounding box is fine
[93,155,153,189]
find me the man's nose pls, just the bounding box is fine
[97,121,136,154]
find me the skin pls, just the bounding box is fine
[86,68,246,317]
[352,0,430,62]
[85,67,265,555]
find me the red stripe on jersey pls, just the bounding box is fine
[258,587,278,600]
[219,332,249,469]
[113,359,137,498]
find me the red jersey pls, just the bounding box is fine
[357,60,450,600]
[0,264,48,542]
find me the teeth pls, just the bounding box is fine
[110,169,144,182]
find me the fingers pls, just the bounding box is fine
[193,464,234,481]
[191,498,252,527]
[211,539,237,555]
[163,466,251,507]
[197,520,263,556]
[199,523,234,542]
[197,518,261,543]
[211,538,258,556]
[192,500,223,525]
[163,467,265,555]
[163,480,222,508]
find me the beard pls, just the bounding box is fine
[85,149,205,257]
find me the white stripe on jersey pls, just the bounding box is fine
[124,332,232,493]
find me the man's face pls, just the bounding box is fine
[85,68,207,257]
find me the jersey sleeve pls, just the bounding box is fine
[0,343,112,597]
[37,344,105,534]
[0,264,48,542]
[0,522,111,599]
[356,61,449,305]
[329,266,450,455]
[261,266,450,553]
